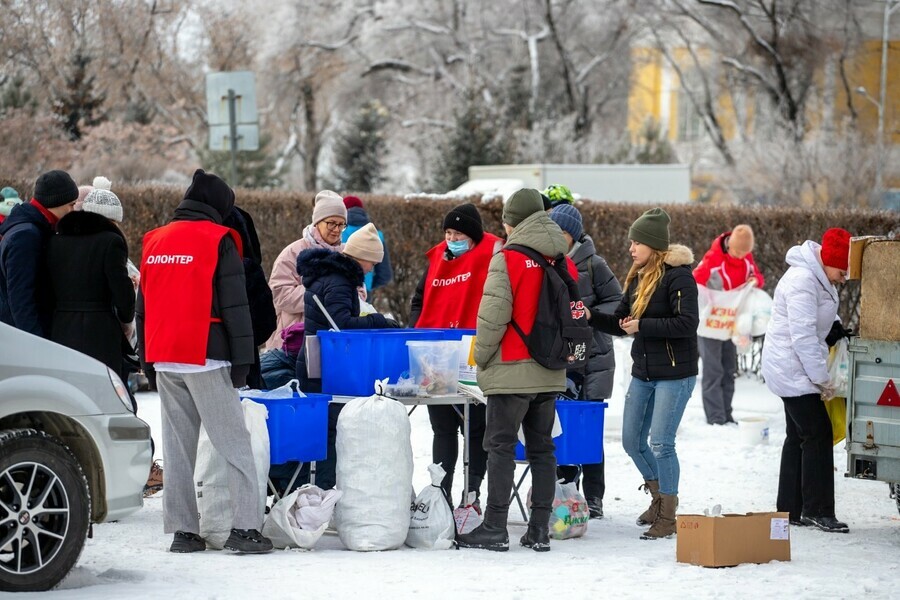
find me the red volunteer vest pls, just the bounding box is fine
[416,233,501,329]
[499,249,578,362]
[140,220,242,364]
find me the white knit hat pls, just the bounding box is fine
[311,190,346,225]
[82,188,123,222]
[343,222,384,263]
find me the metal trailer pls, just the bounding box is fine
[466,163,692,204]
[845,338,900,515]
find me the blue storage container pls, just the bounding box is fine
[515,399,607,464]
[244,392,330,464]
[318,329,447,396]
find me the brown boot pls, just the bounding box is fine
[636,480,661,526]
[641,494,678,540]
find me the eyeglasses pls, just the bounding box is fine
[321,220,347,231]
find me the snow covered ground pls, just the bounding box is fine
[47,342,898,600]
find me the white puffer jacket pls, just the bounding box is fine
[761,241,839,398]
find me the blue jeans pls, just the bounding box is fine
[622,376,696,496]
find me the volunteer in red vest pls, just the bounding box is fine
[457,189,576,553]
[409,203,501,510]
[693,225,764,425]
[137,169,272,555]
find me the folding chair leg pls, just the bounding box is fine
[510,464,531,521]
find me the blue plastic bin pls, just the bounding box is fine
[243,392,330,464]
[515,399,607,464]
[318,329,448,396]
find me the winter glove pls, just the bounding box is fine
[383,318,402,329]
[230,364,250,389]
[825,320,853,347]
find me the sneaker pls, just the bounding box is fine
[587,497,604,519]
[519,525,550,552]
[170,531,206,553]
[789,518,807,527]
[143,460,164,498]
[456,522,509,552]
[223,528,274,553]
[800,515,849,533]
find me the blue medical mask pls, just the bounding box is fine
[447,239,471,256]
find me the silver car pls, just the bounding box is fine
[0,322,152,592]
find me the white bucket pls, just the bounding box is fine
[739,417,770,446]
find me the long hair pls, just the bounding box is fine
[623,248,668,319]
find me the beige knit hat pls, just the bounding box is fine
[343,222,384,263]
[728,224,754,256]
[312,190,347,225]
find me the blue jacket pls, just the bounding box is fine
[341,207,393,292]
[0,202,55,337]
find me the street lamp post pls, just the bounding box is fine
[876,0,899,194]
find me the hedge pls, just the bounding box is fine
[3,178,898,327]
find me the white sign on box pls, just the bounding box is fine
[769,517,789,540]
[458,335,477,385]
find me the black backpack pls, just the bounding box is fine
[504,244,592,370]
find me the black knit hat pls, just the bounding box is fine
[33,170,78,208]
[442,203,484,244]
[184,169,235,220]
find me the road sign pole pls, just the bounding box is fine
[228,88,239,187]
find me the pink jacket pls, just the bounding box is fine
[265,225,342,350]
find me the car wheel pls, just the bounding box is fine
[0,429,90,592]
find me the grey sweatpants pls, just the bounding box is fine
[157,367,261,534]
[699,336,737,425]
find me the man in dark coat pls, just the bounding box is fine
[0,170,79,337]
[47,188,135,380]
[136,169,272,554]
[550,203,622,520]
[224,206,276,390]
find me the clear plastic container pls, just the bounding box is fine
[406,340,459,396]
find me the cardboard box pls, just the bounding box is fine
[859,240,900,341]
[676,512,791,567]
[848,236,888,280]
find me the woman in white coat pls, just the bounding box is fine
[761,227,852,533]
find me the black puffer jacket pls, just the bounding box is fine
[590,244,699,381]
[569,235,623,398]
[0,202,55,337]
[294,248,391,390]
[47,210,135,379]
[136,199,255,386]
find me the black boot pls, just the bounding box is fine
[223,528,274,553]
[587,497,604,519]
[519,525,550,552]
[800,515,849,533]
[456,522,509,552]
[170,531,205,553]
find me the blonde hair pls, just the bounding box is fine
[623,249,668,319]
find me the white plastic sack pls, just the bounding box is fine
[453,491,482,535]
[195,399,270,549]
[262,484,342,549]
[697,285,753,340]
[548,481,589,540]
[828,338,850,398]
[742,287,773,337]
[406,464,456,550]
[333,381,414,551]
[240,378,305,400]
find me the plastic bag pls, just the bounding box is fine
[453,491,482,535]
[824,397,847,446]
[262,484,343,549]
[827,338,850,398]
[697,285,752,340]
[240,378,305,400]
[548,481,589,540]
[406,464,456,549]
[195,399,270,549]
[333,381,414,551]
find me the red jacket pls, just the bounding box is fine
[693,231,764,291]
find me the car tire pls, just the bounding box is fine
[0,429,90,592]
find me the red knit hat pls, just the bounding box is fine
[343,195,364,210]
[821,228,851,270]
